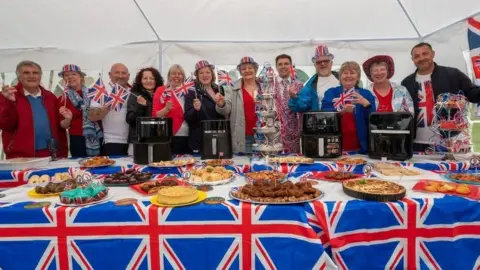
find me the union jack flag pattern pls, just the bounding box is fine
[175,75,195,98]
[306,197,480,270]
[333,89,355,111]
[105,84,129,112]
[218,70,234,87]
[0,201,337,270]
[87,78,111,106]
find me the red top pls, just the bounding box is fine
[374,88,393,112]
[341,112,361,151]
[58,89,84,136]
[152,86,185,135]
[242,87,256,136]
[0,83,68,160]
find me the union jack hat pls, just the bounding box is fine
[58,64,86,77]
[362,55,395,82]
[194,60,215,74]
[311,45,334,63]
[236,56,259,71]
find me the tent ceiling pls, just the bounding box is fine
[0,0,479,50]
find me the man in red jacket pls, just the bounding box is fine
[0,60,72,159]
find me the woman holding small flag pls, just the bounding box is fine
[184,60,227,152]
[152,64,191,154]
[126,67,164,147]
[58,64,104,157]
[321,61,376,153]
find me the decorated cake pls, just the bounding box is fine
[60,183,109,205]
[157,186,199,205]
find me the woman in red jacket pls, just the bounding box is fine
[152,64,191,154]
[58,64,104,157]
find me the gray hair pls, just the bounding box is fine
[16,60,42,77]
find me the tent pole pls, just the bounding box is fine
[396,0,422,38]
[422,10,480,39]
[158,42,163,74]
[132,0,162,41]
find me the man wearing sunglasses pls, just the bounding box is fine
[288,45,339,112]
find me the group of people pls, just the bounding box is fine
[1,42,480,159]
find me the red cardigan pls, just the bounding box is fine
[0,83,68,159]
[152,86,185,135]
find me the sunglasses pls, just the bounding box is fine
[315,60,331,66]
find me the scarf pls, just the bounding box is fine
[65,86,103,156]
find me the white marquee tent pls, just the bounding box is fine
[0,0,480,83]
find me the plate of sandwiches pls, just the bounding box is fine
[372,162,434,180]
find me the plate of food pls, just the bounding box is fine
[335,157,367,166]
[186,166,235,186]
[302,171,363,182]
[149,157,197,168]
[203,159,234,166]
[79,156,115,168]
[27,179,78,198]
[230,181,324,204]
[412,179,480,200]
[102,169,153,186]
[444,173,480,185]
[0,157,51,170]
[150,186,207,207]
[268,156,314,164]
[57,183,113,206]
[244,171,287,183]
[130,176,186,195]
[342,178,406,202]
[372,162,433,180]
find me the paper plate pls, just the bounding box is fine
[150,191,207,207]
[27,189,61,198]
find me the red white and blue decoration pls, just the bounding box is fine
[87,78,111,106]
[218,69,234,87]
[105,84,129,112]
[175,75,195,98]
[467,16,480,117]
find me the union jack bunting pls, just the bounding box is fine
[105,84,129,112]
[175,75,195,98]
[306,197,480,269]
[0,201,337,269]
[218,69,234,87]
[87,78,110,106]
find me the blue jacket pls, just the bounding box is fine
[288,74,319,112]
[321,86,376,154]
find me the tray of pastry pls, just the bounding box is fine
[342,178,406,202]
[444,172,480,185]
[244,171,287,183]
[267,156,314,164]
[302,171,363,182]
[230,180,324,204]
[27,179,78,198]
[102,169,152,186]
[202,159,234,166]
[79,156,116,168]
[335,157,367,166]
[372,162,434,180]
[130,176,187,195]
[186,166,235,186]
[412,179,480,200]
[149,157,197,168]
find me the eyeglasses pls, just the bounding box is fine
[315,60,331,66]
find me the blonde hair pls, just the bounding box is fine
[167,64,186,86]
[339,61,361,85]
[194,66,216,85]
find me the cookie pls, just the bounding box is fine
[114,198,137,206]
[204,197,225,205]
[197,185,213,192]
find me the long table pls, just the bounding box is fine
[0,155,479,270]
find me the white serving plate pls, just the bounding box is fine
[372,166,437,181]
[0,157,50,171]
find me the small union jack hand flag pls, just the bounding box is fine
[87,78,109,106]
[290,65,297,80]
[217,70,234,87]
[105,84,128,112]
[175,75,195,97]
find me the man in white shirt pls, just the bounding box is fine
[288,44,339,112]
[90,63,131,156]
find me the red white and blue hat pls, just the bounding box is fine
[194,60,215,74]
[311,45,334,63]
[58,64,86,77]
[237,56,259,71]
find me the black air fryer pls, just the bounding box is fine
[301,112,342,158]
[133,117,173,164]
[368,112,414,161]
[201,120,233,159]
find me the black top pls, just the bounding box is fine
[126,88,154,143]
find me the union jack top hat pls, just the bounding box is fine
[237,56,259,71]
[311,45,334,63]
[194,60,215,74]
[58,64,86,77]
